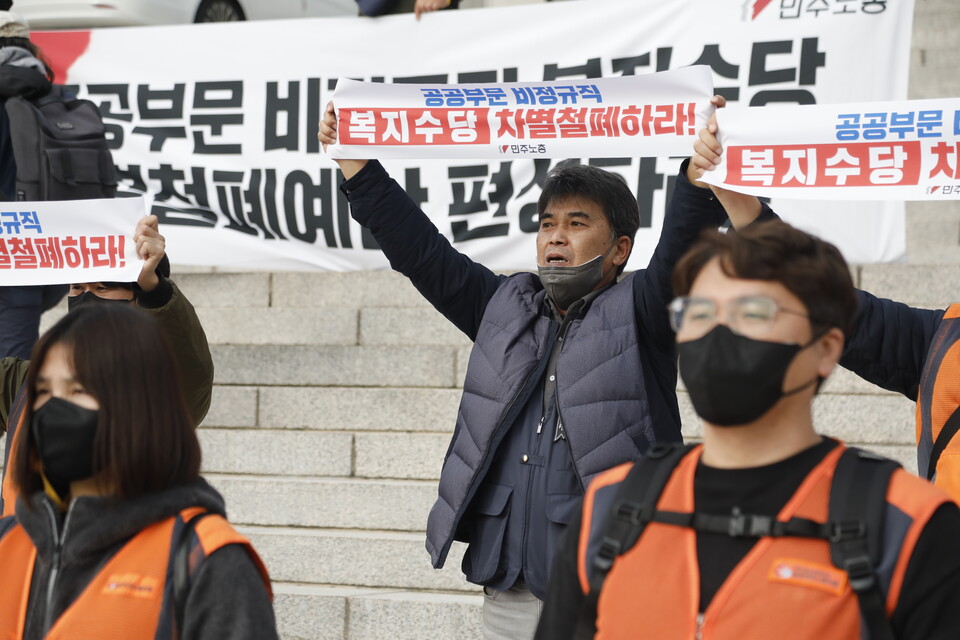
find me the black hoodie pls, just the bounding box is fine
[0,54,50,201]
[14,478,278,640]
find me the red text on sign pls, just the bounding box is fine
[724,142,923,187]
[339,108,491,145]
[0,235,127,270]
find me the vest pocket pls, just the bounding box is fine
[546,492,580,525]
[461,483,513,584]
[545,491,581,580]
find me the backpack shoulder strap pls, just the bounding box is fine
[173,510,213,634]
[829,447,900,640]
[574,442,695,640]
[171,508,272,633]
[928,408,960,482]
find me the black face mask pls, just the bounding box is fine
[677,324,819,427]
[30,397,100,498]
[67,290,131,312]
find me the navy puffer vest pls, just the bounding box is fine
[426,272,656,568]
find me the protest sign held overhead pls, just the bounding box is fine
[700,98,960,200]
[1,197,146,286]
[327,66,715,159]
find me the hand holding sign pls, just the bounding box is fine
[318,101,368,180]
[2,197,147,287]
[688,95,727,187]
[699,98,960,201]
[135,215,165,292]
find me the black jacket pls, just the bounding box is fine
[13,479,277,640]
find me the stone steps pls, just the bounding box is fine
[200,429,450,480]
[202,386,462,431]
[241,526,471,593]
[207,475,438,532]
[272,584,481,640]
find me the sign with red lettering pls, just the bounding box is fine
[328,67,715,160]
[701,98,960,200]
[2,198,146,286]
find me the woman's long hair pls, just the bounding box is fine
[13,304,201,501]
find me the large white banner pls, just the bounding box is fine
[2,198,145,286]
[701,98,960,200]
[329,68,715,159]
[33,0,915,271]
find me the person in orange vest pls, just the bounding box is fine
[683,117,960,500]
[535,220,960,640]
[0,304,277,639]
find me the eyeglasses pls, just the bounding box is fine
[668,295,810,340]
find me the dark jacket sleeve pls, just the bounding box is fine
[892,502,960,640]
[632,159,734,350]
[673,184,940,401]
[535,502,588,640]
[0,356,29,430]
[341,161,505,341]
[629,162,746,441]
[182,544,279,640]
[840,290,944,401]
[139,279,214,425]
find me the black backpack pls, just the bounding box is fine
[576,443,900,640]
[4,85,117,202]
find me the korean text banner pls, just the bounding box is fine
[34,0,914,270]
[700,98,960,200]
[2,197,146,286]
[328,67,715,159]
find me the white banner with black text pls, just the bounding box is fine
[33,0,915,270]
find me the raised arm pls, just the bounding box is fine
[841,291,944,400]
[0,357,29,430]
[634,97,768,346]
[131,216,214,425]
[319,102,503,340]
[687,101,766,230]
[684,109,944,399]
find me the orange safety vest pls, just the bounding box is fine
[577,445,950,640]
[917,303,960,499]
[0,507,271,639]
[1,386,27,517]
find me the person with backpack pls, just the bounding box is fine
[0,10,67,360]
[535,220,960,640]
[0,304,278,639]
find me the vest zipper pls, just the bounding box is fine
[552,320,583,491]
[695,612,705,640]
[42,499,78,635]
[438,329,556,565]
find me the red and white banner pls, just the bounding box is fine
[328,68,715,159]
[2,198,146,286]
[32,0,915,270]
[701,98,960,200]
